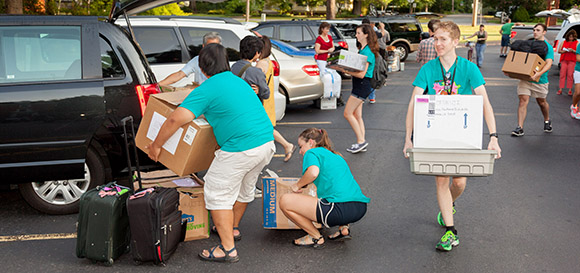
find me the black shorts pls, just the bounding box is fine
[316,199,367,228]
[351,77,373,100]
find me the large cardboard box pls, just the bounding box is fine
[135,91,219,176]
[413,95,483,149]
[501,51,546,82]
[327,50,368,72]
[179,187,210,241]
[262,177,321,229]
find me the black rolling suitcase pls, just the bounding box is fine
[121,116,184,265]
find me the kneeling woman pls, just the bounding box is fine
[280,128,370,248]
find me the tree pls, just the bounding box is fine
[268,0,293,14]
[7,0,23,14]
[326,0,336,19]
[296,0,325,16]
[353,0,361,16]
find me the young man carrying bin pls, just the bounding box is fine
[403,21,502,252]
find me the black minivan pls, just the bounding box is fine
[0,0,176,214]
[252,20,350,51]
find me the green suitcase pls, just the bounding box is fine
[76,182,132,265]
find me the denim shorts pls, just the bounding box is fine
[351,77,373,100]
[501,34,510,47]
[316,198,367,228]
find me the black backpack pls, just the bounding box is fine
[510,40,549,60]
[371,54,388,89]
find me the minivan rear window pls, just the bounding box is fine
[179,27,241,61]
[0,26,81,84]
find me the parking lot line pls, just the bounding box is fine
[277,121,332,125]
[0,232,76,242]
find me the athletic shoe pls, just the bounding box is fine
[436,231,459,251]
[369,99,376,104]
[544,120,552,133]
[346,142,368,154]
[571,105,580,119]
[511,126,524,137]
[437,206,456,227]
[557,90,562,95]
[569,90,573,96]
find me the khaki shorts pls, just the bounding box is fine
[517,80,549,98]
[574,71,580,84]
[203,141,275,210]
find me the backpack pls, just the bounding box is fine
[510,40,549,60]
[371,54,388,89]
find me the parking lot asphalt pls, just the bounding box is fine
[1,45,579,273]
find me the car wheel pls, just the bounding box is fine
[394,43,409,62]
[19,147,106,214]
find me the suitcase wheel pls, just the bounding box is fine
[105,258,114,266]
[133,260,142,266]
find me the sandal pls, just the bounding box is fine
[328,225,352,241]
[293,234,325,249]
[198,244,240,263]
[211,226,242,241]
[284,144,297,162]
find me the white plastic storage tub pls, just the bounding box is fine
[407,148,497,177]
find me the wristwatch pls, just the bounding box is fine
[489,133,499,139]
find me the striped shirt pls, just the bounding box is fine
[416,37,437,66]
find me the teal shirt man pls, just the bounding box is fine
[359,45,375,78]
[413,56,485,95]
[302,147,370,203]
[180,71,273,152]
[576,43,580,72]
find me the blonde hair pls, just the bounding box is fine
[299,128,339,155]
[437,21,461,40]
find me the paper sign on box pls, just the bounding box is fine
[413,95,483,150]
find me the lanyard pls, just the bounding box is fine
[439,58,457,95]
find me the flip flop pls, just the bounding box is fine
[328,226,352,241]
[211,226,242,241]
[198,244,239,263]
[284,144,297,162]
[293,234,325,249]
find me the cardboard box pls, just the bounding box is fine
[407,148,497,177]
[135,91,219,176]
[320,97,337,110]
[179,187,210,241]
[327,50,368,72]
[501,51,546,82]
[262,177,321,229]
[413,95,483,149]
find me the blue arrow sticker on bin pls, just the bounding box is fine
[463,113,468,129]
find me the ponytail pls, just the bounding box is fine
[299,128,339,155]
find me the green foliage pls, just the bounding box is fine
[0,0,6,13]
[139,3,189,16]
[225,0,265,15]
[512,6,529,22]
[269,0,293,14]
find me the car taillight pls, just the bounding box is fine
[338,41,348,49]
[272,60,280,76]
[135,83,161,116]
[302,65,320,76]
[553,40,559,51]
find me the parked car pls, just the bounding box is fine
[251,20,349,51]
[365,16,424,61]
[536,8,580,65]
[271,39,315,57]
[115,16,286,121]
[0,0,179,214]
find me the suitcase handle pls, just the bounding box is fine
[121,116,143,191]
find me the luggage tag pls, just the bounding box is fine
[129,188,154,200]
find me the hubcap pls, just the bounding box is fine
[31,164,91,206]
[397,46,407,59]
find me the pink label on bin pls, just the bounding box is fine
[416,98,429,103]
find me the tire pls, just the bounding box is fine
[19,147,107,215]
[394,43,409,62]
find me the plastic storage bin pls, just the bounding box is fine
[407,148,497,177]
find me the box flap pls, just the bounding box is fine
[151,90,193,106]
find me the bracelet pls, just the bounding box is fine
[489,133,499,139]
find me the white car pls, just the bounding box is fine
[116,16,286,120]
[535,8,580,65]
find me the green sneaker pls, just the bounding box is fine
[436,230,459,251]
[437,206,456,227]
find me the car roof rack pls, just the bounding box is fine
[119,15,242,25]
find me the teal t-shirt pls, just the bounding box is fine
[302,147,370,203]
[179,71,274,152]
[412,56,485,95]
[534,40,554,84]
[576,43,580,72]
[501,23,515,35]
[359,45,375,78]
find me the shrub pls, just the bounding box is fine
[513,6,530,22]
